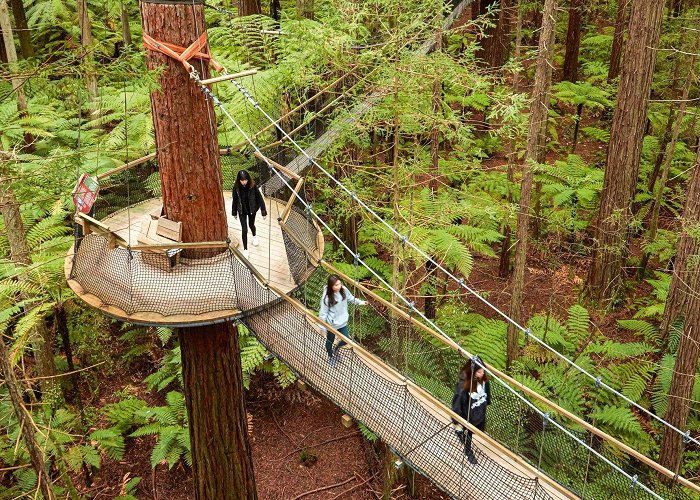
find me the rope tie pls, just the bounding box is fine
[142,31,223,77]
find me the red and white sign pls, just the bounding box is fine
[73,174,99,214]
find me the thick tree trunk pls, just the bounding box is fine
[77,0,97,97]
[140,2,257,498]
[586,0,664,303]
[507,0,557,369]
[483,0,512,68]
[179,325,256,498]
[562,0,583,82]
[9,0,33,58]
[607,0,628,82]
[0,188,30,265]
[658,146,700,475]
[238,0,261,16]
[0,337,56,500]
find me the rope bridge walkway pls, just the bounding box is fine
[63,0,699,496]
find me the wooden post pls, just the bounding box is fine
[139,1,257,498]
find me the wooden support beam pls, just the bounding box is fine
[253,151,301,180]
[96,153,157,180]
[199,69,257,85]
[130,241,229,251]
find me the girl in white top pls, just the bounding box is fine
[319,274,366,366]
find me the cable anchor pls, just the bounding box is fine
[594,376,602,389]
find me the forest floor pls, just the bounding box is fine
[78,369,448,499]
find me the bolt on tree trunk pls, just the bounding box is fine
[658,145,700,475]
[140,1,257,498]
[586,0,664,304]
[507,0,557,369]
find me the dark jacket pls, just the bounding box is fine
[451,371,491,426]
[232,184,267,217]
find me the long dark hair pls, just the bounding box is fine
[461,358,488,393]
[325,275,346,307]
[235,169,255,191]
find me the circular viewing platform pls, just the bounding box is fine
[65,193,323,327]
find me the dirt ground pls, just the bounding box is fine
[79,371,448,500]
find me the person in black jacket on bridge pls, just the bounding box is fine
[452,356,491,465]
[232,169,267,259]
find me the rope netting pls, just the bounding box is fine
[287,266,692,500]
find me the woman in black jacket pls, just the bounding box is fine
[232,170,267,259]
[452,356,491,465]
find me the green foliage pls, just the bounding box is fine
[131,391,191,469]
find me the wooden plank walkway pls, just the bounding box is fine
[243,296,577,500]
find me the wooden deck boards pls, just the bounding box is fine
[101,195,303,292]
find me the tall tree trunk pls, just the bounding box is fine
[498,1,523,279]
[507,0,557,369]
[586,0,664,303]
[0,0,28,118]
[0,187,61,404]
[269,0,281,21]
[121,5,132,47]
[0,337,56,500]
[296,0,314,20]
[9,0,32,58]
[140,2,257,498]
[562,0,583,82]
[483,0,512,68]
[607,0,628,82]
[77,0,97,97]
[639,36,698,280]
[238,0,261,16]
[658,145,700,475]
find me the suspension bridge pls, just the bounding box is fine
[63,0,700,498]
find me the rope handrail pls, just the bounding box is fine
[227,76,700,451]
[195,80,667,499]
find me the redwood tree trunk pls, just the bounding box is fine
[586,0,664,303]
[658,145,700,475]
[140,2,257,498]
[562,0,583,82]
[238,0,261,16]
[9,0,33,58]
[507,0,557,369]
[607,0,628,82]
[483,0,512,68]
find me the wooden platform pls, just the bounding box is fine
[65,195,323,326]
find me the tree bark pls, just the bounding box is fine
[179,325,257,499]
[483,0,512,68]
[658,145,700,475]
[121,5,133,47]
[0,0,28,117]
[562,0,583,82]
[507,0,557,369]
[607,0,628,82]
[296,0,314,20]
[0,187,30,265]
[586,0,664,303]
[238,0,261,16]
[9,0,33,58]
[0,337,56,500]
[77,0,97,97]
[140,2,257,498]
